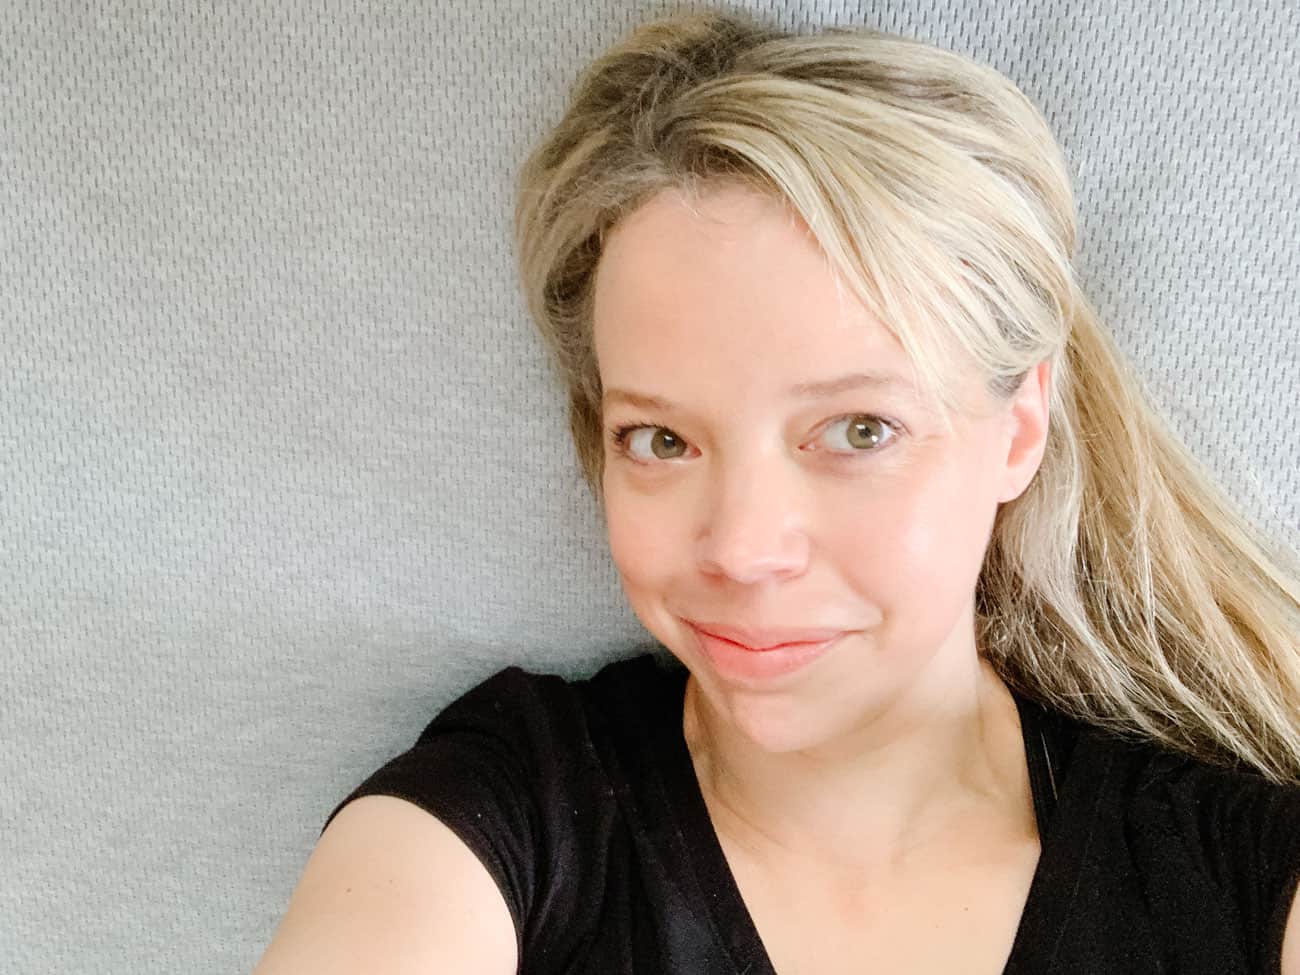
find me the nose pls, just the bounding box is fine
[694,453,810,585]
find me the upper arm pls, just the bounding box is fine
[253,794,519,975]
[1283,882,1300,975]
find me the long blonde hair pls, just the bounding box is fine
[512,11,1300,783]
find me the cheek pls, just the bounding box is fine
[603,487,676,592]
[826,455,998,613]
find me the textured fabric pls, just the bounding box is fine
[3,2,1297,973]
[324,653,1300,973]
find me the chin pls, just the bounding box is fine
[695,675,839,754]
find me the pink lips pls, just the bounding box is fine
[686,621,848,651]
[685,620,845,682]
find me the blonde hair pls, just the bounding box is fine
[513,11,1300,783]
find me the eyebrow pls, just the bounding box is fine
[601,371,915,411]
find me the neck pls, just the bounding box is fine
[682,647,1034,882]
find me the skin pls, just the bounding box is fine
[592,182,1054,891]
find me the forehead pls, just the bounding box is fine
[592,185,915,393]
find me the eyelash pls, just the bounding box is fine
[607,413,902,465]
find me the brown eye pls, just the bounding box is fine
[824,414,896,452]
[625,427,687,460]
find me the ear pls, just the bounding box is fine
[997,358,1052,504]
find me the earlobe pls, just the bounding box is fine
[997,358,1053,503]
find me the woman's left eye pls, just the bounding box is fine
[817,414,899,454]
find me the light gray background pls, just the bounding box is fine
[3,1,1297,972]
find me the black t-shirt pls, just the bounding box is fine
[322,652,1300,973]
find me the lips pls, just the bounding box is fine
[687,622,844,683]
[685,620,847,651]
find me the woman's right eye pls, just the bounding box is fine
[609,424,689,462]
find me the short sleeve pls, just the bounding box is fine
[320,666,599,961]
[1137,755,1300,973]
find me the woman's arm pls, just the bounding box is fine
[252,794,518,975]
[1284,884,1300,975]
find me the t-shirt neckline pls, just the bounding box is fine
[649,665,1111,975]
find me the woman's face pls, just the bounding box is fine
[592,184,1048,753]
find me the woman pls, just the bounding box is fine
[255,12,1300,973]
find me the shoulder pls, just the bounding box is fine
[1073,720,1300,970]
[394,649,667,738]
[317,651,676,965]
[1070,718,1300,854]
[1086,723,1300,829]
[322,650,683,847]
[410,650,676,756]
